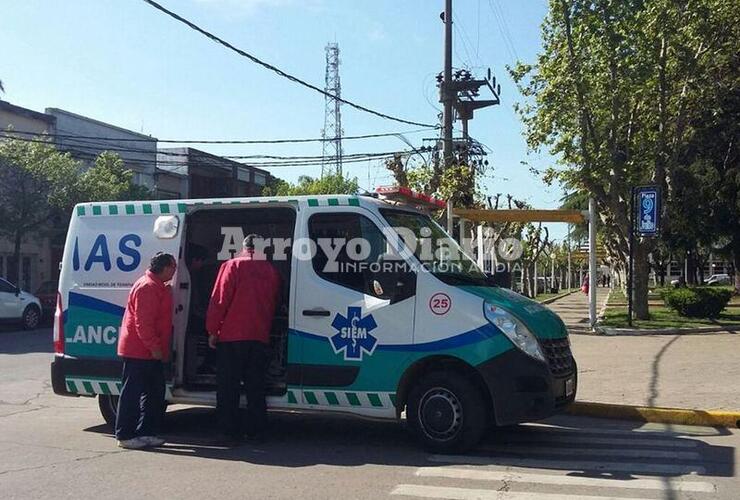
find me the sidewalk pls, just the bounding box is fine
[544,288,740,411]
[569,333,740,410]
[544,286,609,334]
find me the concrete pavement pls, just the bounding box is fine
[542,288,740,411]
[544,286,609,334]
[2,327,740,499]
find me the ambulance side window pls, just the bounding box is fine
[309,212,388,295]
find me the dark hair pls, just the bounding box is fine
[243,234,261,250]
[149,252,175,273]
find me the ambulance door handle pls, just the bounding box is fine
[302,309,331,317]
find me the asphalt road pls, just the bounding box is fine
[1,327,739,500]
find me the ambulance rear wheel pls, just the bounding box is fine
[98,395,119,428]
[407,371,486,454]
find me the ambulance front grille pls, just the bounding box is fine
[540,337,574,377]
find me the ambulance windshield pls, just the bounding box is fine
[380,209,490,286]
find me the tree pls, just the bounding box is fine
[80,151,152,201]
[261,172,359,196]
[511,0,738,318]
[0,138,81,285]
[385,154,486,209]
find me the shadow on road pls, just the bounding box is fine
[82,406,735,481]
[0,327,53,354]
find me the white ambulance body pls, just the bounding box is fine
[51,194,576,451]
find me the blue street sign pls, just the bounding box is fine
[635,186,660,236]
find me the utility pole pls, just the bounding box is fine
[441,0,454,170]
[588,197,597,327]
[567,224,572,289]
[438,1,500,170]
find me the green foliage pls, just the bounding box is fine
[79,151,152,202]
[511,0,740,314]
[261,172,359,196]
[663,287,732,318]
[0,137,82,232]
[385,156,485,209]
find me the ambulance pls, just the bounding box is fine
[51,189,576,452]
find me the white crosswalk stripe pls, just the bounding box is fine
[392,485,653,500]
[476,444,700,460]
[414,467,716,493]
[426,453,706,474]
[492,433,698,449]
[389,419,724,499]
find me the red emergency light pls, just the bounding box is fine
[375,186,447,209]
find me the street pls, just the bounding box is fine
[2,327,738,500]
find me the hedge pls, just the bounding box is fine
[662,287,732,318]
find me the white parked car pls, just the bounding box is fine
[0,277,43,330]
[704,273,731,286]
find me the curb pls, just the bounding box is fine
[567,401,740,428]
[597,325,740,336]
[539,289,579,305]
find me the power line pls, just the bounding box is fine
[140,0,436,128]
[487,0,519,63]
[1,127,434,145]
[0,133,412,161]
[0,133,406,168]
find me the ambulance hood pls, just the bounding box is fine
[459,286,568,340]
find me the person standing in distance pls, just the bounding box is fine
[207,234,281,443]
[115,252,176,449]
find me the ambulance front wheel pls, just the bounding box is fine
[407,371,487,453]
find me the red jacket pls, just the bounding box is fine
[118,270,173,360]
[206,250,281,344]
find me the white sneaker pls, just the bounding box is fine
[117,437,150,449]
[139,436,166,447]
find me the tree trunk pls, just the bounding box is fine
[633,242,650,320]
[686,251,697,285]
[12,230,22,288]
[733,235,740,295]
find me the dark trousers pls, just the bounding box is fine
[115,358,165,441]
[216,340,268,437]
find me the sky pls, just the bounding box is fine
[0,0,567,240]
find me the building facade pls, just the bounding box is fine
[157,147,270,199]
[2,101,276,294]
[45,108,157,189]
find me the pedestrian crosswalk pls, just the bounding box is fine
[391,420,723,499]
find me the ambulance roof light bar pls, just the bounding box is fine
[375,186,447,210]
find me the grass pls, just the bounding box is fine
[600,286,740,329]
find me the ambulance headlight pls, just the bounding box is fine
[484,302,545,362]
[154,215,180,239]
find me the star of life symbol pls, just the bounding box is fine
[330,307,378,361]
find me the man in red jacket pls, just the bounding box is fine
[115,252,176,449]
[207,234,281,442]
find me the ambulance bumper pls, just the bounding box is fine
[51,355,122,397]
[476,347,577,426]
